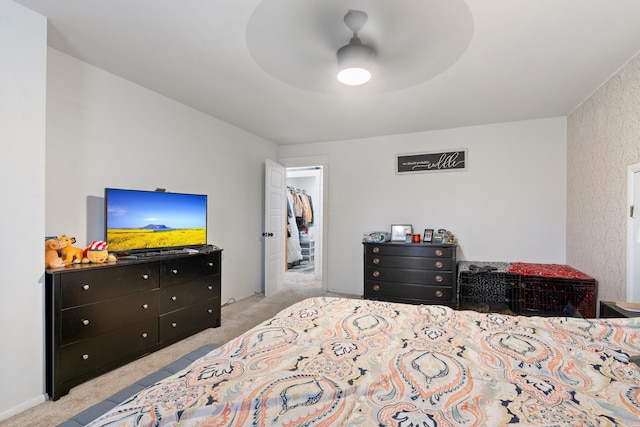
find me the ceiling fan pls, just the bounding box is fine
[336,10,375,86]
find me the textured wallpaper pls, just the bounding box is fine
[567,53,640,302]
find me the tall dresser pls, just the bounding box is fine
[363,242,457,307]
[45,249,222,400]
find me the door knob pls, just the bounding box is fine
[262,232,274,237]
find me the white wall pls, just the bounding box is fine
[280,118,567,295]
[0,0,47,419]
[45,49,278,304]
[3,34,278,419]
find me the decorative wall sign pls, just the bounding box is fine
[396,149,467,174]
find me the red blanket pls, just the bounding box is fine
[509,262,593,279]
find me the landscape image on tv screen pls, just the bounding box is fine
[105,188,207,252]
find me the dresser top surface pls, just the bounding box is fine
[46,248,223,274]
[363,241,457,248]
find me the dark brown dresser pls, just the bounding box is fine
[45,249,222,400]
[363,242,457,307]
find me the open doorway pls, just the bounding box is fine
[284,166,323,291]
[627,163,640,302]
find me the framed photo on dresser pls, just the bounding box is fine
[423,229,434,242]
[391,224,412,241]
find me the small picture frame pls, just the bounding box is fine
[391,224,413,241]
[423,229,434,242]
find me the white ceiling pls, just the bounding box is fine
[15,0,640,145]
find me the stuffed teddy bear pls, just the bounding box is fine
[45,238,66,269]
[58,234,84,265]
[82,240,117,264]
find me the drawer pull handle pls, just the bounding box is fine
[435,249,443,257]
[142,303,149,309]
[207,309,213,314]
[372,247,380,253]
[142,274,149,280]
[207,262,214,267]
[372,271,380,278]
[81,319,90,326]
[171,322,177,328]
[373,284,380,291]
[435,275,443,283]
[373,258,380,265]
[171,269,178,274]
[81,354,89,360]
[435,290,443,298]
[435,261,443,269]
[141,332,148,338]
[171,296,177,301]
[208,285,213,290]
[82,284,90,291]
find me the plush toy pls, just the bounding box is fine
[58,234,84,265]
[45,238,65,269]
[82,240,117,264]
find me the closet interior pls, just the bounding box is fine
[286,167,321,275]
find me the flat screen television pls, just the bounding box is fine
[105,188,207,253]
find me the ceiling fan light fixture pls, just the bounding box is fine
[336,10,374,86]
[337,39,374,85]
[337,66,371,86]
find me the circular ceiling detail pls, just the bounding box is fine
[246,0,474,95]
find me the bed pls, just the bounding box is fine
[87,297,640,426]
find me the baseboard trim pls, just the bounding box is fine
[0,393,47,422]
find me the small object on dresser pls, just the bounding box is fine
[615,301,640,312]
[362,232,391,243]
[432,228,446,243]
[443,230,457,244]
[405,233,412,243]
[391,224,413,241]
[412,234,421,243]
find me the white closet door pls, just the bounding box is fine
[264,159,286,296]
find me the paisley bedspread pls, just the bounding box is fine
[88,297,640,426]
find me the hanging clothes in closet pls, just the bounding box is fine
[290,187,314,230]
[286,189,303,267]
[286,187,315,267]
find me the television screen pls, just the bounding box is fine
[105,188,207,253]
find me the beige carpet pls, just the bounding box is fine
[2,272,354,426]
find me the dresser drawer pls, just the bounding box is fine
[159,298,221,344]
[61,289,159,345]
[366,255,452,270]
[365,244,453,258]
[364,281,453,305]
[366,266,452,286]
[61,263,159,308]
[160,254,220,287]
[159,279,221,313]
[60,318,158,382]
